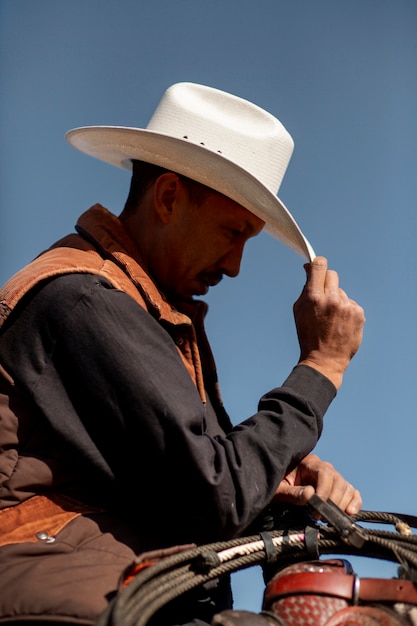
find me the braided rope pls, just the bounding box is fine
[96,509,417,626]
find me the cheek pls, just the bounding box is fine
[183,238,215,272]
[172,226,226,280]
[170,244,203,282]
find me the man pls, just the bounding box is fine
[0,82,365,625]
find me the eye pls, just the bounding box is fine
[227,227,244,240]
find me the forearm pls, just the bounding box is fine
[138,364,335,540]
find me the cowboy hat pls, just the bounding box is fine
[65,82,315,260]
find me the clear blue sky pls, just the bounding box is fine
[1,0,417,613]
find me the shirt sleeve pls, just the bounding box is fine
[0,273,336,544]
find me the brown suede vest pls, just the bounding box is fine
[0,204,217,547]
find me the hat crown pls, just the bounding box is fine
[65,82,315,260]
[146,82,294,195]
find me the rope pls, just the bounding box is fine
[96,508,417,626]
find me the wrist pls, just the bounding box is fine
[298,355,347,390]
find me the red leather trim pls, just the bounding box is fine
[264,572,417,607]
[264,572,355,606]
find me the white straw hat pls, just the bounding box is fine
[66,82,315,260]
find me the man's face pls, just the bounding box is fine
[156,189,264,300]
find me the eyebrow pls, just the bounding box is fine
[246,217,265,237]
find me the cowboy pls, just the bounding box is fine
[0,82,365,625]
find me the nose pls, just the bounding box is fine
[219,241,245,278]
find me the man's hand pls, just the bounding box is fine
[293,256,365,389]
[272,453,362,515]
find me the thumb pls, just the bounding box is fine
[276,484,315,506]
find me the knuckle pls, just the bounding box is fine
[302,286,321,303]
[326,292,341,309]
[323,460,335,470]
[307,453,319,462]
[326,269,338,282]
[319,460,335,474]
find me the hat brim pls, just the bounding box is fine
[66,126,315,261]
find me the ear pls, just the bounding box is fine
[153,172,183,224]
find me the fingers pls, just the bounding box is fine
[341,487,363,516]
[312,463,362,515]
[300,454,362,515]
[304,256,333,293]
[272,454,362,516]
[303,256,351,299]
[294,256,366,389]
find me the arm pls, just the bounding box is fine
[1,274,334,543]
[274,257,365,514]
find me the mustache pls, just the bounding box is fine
[199,271,224,287]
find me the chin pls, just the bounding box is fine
[193,284,209,297]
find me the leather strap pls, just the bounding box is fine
[264,572,417,607]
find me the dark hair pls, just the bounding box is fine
[122,160,212,215]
